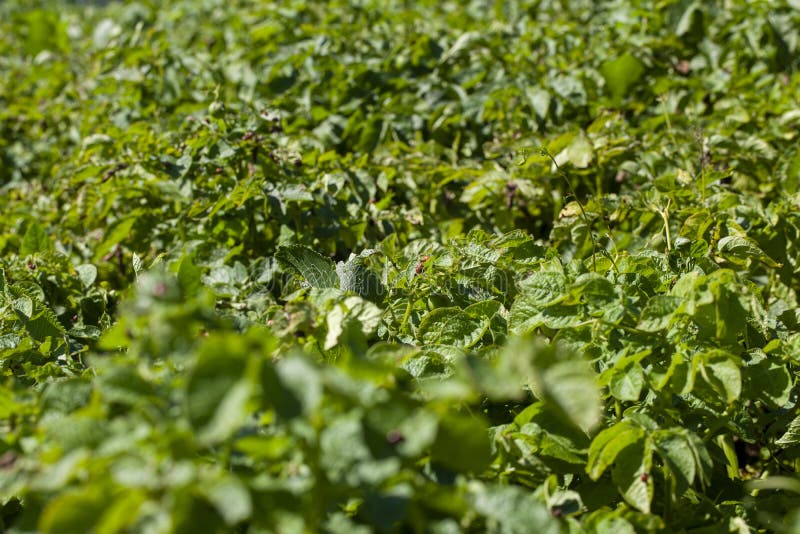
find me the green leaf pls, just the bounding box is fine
[744,355,792,408]
[518,271,568,306]
[587,421,646,480]
[95,492,147,534]
[75,264,98,288]
[272,355,322,417]
[5,2,800,529]
[132,252,143,278]
[361,487,411,529]
[676,270,749,344]
[600,53,645,103]
[0,334,20,350]
[595,517,636,534]
[463,299,502,320]
[94,214,139,261]
[324,294,382,350]
[336,251,385,302]
[541,359,603,434]
[717,235,780,267]
[697,351,741,404]
[538,304,584,329]
[203,476,252,526]
[612,441,652,513]
[470,484,561,534]
[22,303,67,342]
[13,295,33,319]
[21,220,51,256]
[276,244,338,288]
[675,2,705,43]
[177,253,202,297]
[776,415,800,448]
[234,435,293,461]
[512,402,590,466]
[637,295,682,332]
[654,428,711,490]
[18,9,68,55]
[609,363,645,402]
[547,489,583,517]
[91,17,121,49]
[657,438,695,490]
[97,367,155,407]
[68,324,101,339]
[39,488,107,534]
[431,413,492,473]
[654,352,694,394]
[555,133,595,168]
[186,338,253,443]
[572,273,616,307]
[319,412,373,482]
[39,379,91,414]
[514,338,603,434]
[685,430,714,487]
[418,307,489,348]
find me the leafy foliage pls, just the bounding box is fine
[2,0,800,532]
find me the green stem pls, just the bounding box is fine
[715,434,740,480]
[654,199,673,253]
[541,148,598,272]
[660,94,678,148]
[696,127,706,201]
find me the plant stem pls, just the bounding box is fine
[654,199,673,253]
[541,148,598,272]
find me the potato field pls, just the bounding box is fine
[2,1,800,532]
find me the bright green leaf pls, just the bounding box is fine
[587,421,646,480]
[600,53,645,103]
[418,307,488,348]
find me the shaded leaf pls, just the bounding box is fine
[431,413,491,473]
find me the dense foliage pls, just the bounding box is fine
[2,0,800,531]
